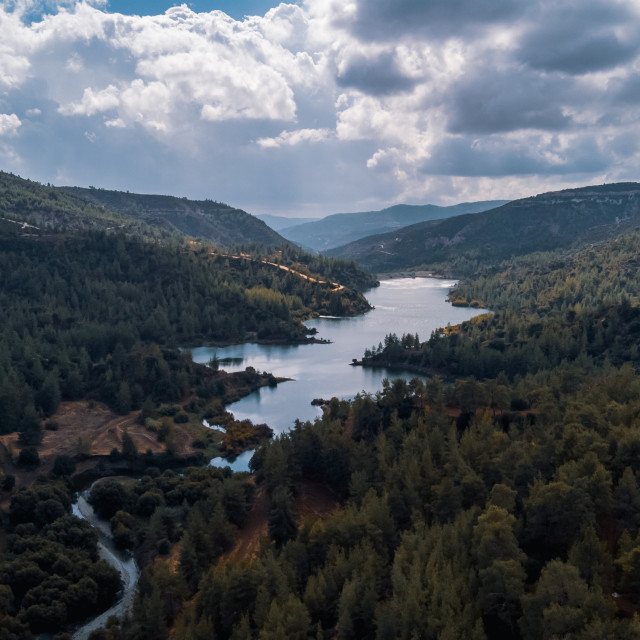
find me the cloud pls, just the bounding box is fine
[21,4,307,137]
[446,66,574,133]
[0,113,22,136]
[58,84,120,116]
[517,1,640,74]
[346,0,528,41]
[1,0,640,216]
[612,75,640,104]
[65,52,83,72]
[419,134,610,177]
[335,50,417,96]
[256,128,333,148]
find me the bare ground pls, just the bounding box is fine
[226,479,340,563]
[0,401,198,499]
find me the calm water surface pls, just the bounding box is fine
[192,278,487,470]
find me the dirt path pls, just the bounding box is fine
[227,485,269,562]
[211,252,345,291]
[226,480,340,563]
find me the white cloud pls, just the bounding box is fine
[59,84,120,116]
[0,52,30,88]
[257,127,333,148]
[0,0,639,215]
[65,52,83,72]
[0,113,22,136]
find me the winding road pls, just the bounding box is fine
[71,488,139,640]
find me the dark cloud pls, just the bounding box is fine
[421,136,608,177]
[611,75,640,104]
[517,2,639,74]
[336,51,417,96]
[447,69,572,134]
[347,0,527,41]
[519,31,638,75]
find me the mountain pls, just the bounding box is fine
[61,186,288,247]
[278,201,510,251]
[256,213,321,231]
[327,183,640,272]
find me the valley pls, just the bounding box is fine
[3,173,640,640]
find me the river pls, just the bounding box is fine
[68,278,484,637]
[192,278,487,471]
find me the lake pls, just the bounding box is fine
[192,278,487,470]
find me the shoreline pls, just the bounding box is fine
[376,271,449,280]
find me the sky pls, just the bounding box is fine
[1,0,640,217]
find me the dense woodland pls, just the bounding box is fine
[5,176,640,639]
[86,230,640,639]
[0,229,371,438]
[0,175,377,638]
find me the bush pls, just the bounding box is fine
[145,418,161,432]
[52,455,76,477]
[18,447,40,467]
[157,404,180,417]
[174,413,189,424]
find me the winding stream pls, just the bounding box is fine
[71,485,140,640]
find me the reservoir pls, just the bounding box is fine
[192,278,487,469]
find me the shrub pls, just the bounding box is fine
[52,455,76,477]
[18,447,40,467]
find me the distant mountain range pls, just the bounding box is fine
[255,213,321,231]
[327,183,640,272]
[276,201,510,251]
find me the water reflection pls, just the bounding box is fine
[197,278,487,472]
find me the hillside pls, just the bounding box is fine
[279,200,509,251]
[327,183,640,272]
[62,186,288,247]
[0,171,140,232]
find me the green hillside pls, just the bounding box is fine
[0,171,140,232]
[280,200,509,251]
[62,186,288,247]
[328,183,640,272]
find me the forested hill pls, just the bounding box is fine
[0,171,140,232]
[279,200,508,251]
[327,182,640,272]
[62,185,288,247]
